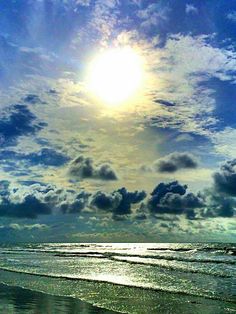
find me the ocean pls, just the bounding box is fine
[0,243,235,313]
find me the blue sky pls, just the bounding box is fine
[0,0,236,242]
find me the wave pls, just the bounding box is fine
[49,252,234,278]
[148,246,236,254]
[0,266,235,304]
[51,251,236,265]
[109,256,234,278]
[3,243,235,251]
[110,252,236,265]
[3,243,235,260]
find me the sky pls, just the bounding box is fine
[0,0,236,242]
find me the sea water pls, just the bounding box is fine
[0,243,235,313]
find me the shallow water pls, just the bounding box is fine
[0,243,235,313]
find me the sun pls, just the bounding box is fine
[87,47,144,106]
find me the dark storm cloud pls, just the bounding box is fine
[201,159,236,217]
[0,184,91,219]
[68,155,118,180]
[114,188,147,215]
[0,181,145,219]
[1,160,235,219]
[90,191,122,212]
[91,187,147,216]
[60,191,91,214]
[0,179,234,220]
[155,152,198,173]
[0,182,91,218]
[213,159,236,196]
[0,195,51,218]
[0,148,70,168]
[0,104,46,146]
[201,189,235,218]
[148,181,204,217]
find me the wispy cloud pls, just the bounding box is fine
[185,4,198,15]
[227,11,236,22]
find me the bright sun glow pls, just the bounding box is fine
[87,47,144,105]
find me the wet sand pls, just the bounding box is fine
[0,283,117,314]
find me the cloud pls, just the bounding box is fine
[60,191,91,214]
[0,174,234,221]
[227,11,236,22]
[135,212,147,220]
[91,187,147,216]
[73,0,120,47]
[213,159,236,196]
[148,181,204,217]
[154,152,198,173]
[0,195,51,218]
[113,188,147,216]
[0,180,11,198]
[0,148,70,168]
[163,34,236,84]
[0,104,46,146]
[185,4,198,14]
[68,155,118,180]
[90,191,122,212]
[0,223,48,231]
[0,158,235,221]
[0,181,91,218]
[25,148,70,167]
[23,94,46,105]
[154,99,175,107]
[18,181,48,187]
[212,128,236,158]
[147,34,236,141]
[75,0,91,7]
[201,189,235,218]
[0,33,59,86]
[137,3,170,30]
[0,182,146,219]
